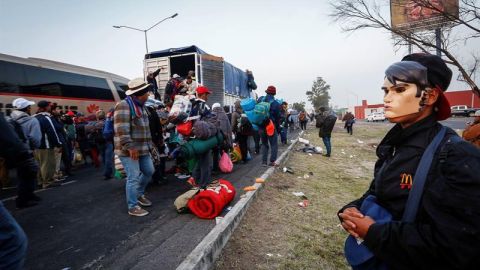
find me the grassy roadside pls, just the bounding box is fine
[215,122,391,270]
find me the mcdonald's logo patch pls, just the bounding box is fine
[400,173,413,190]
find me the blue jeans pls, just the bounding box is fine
[322,135,332,156]
[280,126,287,144]
[119,155,154,209]
[260,128,278,164]
[103,142,114,178]
[0,202,27,270]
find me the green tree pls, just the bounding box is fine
[306,77,331,110]
[292,102,306,112]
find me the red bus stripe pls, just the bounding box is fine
[0,92,116,102]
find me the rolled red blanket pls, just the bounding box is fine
[187,180,236,219]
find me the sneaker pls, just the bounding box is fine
[262,163,268,167]
[269,162,278,167]
[128,206,149,217]
[187,177,198,187]
[137,195,152,207]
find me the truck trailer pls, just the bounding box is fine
[144,45,253,107]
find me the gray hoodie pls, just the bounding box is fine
[10,110,42,150]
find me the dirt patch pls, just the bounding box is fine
[215,123,390,270]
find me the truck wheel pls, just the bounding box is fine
[469,112,475,117]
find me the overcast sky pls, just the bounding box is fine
[1,0,477,109]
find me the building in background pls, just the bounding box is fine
[444,90,480,108]
[353,90,479,119]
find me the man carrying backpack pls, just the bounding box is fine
[10,98,42,208]
[315,107,337,157]
[232,100,253,163]
[257,85,281,166]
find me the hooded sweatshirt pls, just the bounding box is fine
[10,110,42,150]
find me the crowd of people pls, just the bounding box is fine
[0,71,305,219]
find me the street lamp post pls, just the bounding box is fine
[113,13,178,54]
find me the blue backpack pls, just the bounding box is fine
[103,118,114,140]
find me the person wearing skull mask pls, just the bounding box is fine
[338,53,480,269]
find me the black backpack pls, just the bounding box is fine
[238,115,253,135]
[7,118,28,145]
[324,114,337,132]
[165,78,178,96]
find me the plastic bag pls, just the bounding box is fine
[177,121,192,136]
[219,151,233,173]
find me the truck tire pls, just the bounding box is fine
[469,111,476,117]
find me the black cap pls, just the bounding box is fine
[401,53,452,92]
[37,100,50,108]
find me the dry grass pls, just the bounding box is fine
[215,122,391,270]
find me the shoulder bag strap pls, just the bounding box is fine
[402,126,447,222]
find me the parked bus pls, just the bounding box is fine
[0,53,129,116]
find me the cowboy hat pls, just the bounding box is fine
[126,77,151,96]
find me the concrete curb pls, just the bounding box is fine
[176,131,304,270]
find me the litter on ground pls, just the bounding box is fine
[255,178,265,183]
[357,139,364,144]
[292,192,305,197]
[283,167,294,174]
[298,138,310,144]
[298,200,309,207]
[243,186,256,191]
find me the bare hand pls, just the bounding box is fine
[347,215,376,239]
[128,149,139,160]
[339,207,364,238]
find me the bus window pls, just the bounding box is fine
[113,81,127,99]
[0,60,27,93]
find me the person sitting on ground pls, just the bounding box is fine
[462,110,480,148]
[338,53,480,269]
[114,78,155,217]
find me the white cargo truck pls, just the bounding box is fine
[143,45,253,107]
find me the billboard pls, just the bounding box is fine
[391,0,459,31]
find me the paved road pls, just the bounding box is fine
[1,130,300,270]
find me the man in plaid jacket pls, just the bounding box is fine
[114,78,155,217]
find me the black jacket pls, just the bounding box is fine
[0,113,32,168]
[34,112,62,149]
[340,115,480,269]
[145,106,163,147]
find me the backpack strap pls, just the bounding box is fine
[402,126,447,222]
